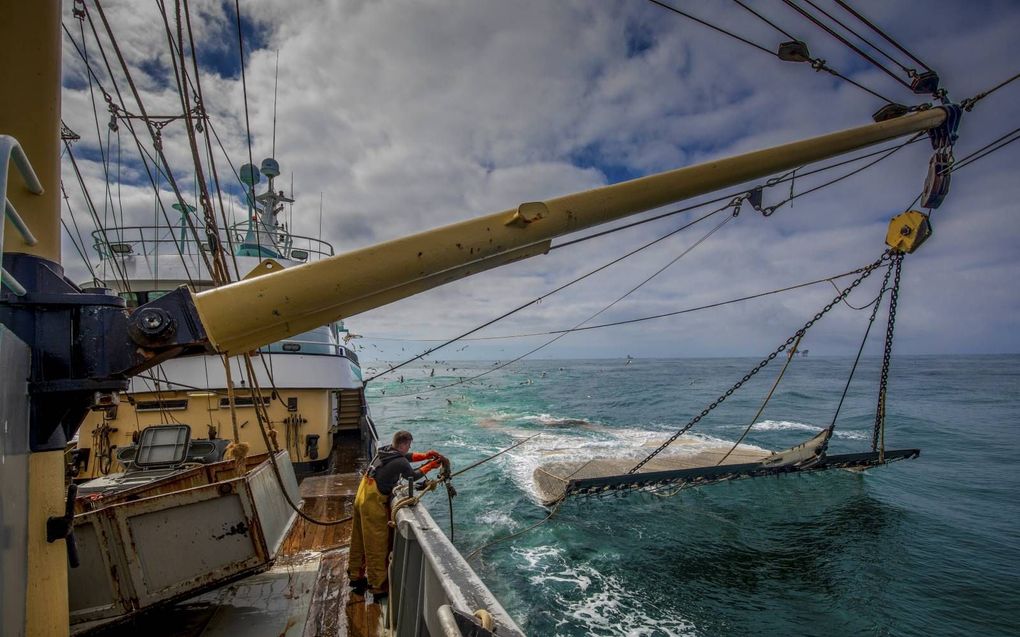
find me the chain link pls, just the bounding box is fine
[872,252,903,455]
[628,250,893,474]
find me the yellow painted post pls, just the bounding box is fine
[0,1,70,634]
[0,0,62,262]
[194,109,946,354]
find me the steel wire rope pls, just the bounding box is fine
[780,0,914,91]
[153,0,242,281]
[233,0,266,261]
[628,250,890,474]
[833,0,934,74]
[58,180,101,283]
[64,15,199,286]
[92,0,218,285]
[553,134,924,252]
[183,0,242,282]
[364,203,732,383]
[76,15,118,247]
[945,126,1020,174]
[380,210,737,399]
[155,0,230,286]
[800,0,920,79]
[961,71,1020,112]
[715,333,803,466]
[649,0,895,103]
[827,255,897,434]
[63,140,134,292]
[239,353,353,527]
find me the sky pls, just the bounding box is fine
[57,0,1020,362]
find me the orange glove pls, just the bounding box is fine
[419,459,442,474]
[410,449,441,462]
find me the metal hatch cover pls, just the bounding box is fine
[134,424,191,468]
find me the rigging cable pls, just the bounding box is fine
[183,0,242,282]
[650,0,894,103]
[628,250,891,474]
[716,333,803,466]
[800,0,921,81]
[780,0,914,91]
[833,0,934,74]
[58,179,100,283]
[365,133,920,358]
[945,125,1020,174]
[365,202,732,383]
[381,208,738,398]
[155,0,230,285]
[91,0,218,283]
[63,15,198,286]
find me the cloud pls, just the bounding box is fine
[57,0,1020,360]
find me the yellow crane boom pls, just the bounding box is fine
[194,108,946,355]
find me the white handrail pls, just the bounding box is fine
[0,135,43,296]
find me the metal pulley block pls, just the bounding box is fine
[910,70,940,95]
[885,210,932,254]
[777,40,811,63]
[920,150,952,208]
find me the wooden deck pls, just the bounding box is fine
[279,473,360,556]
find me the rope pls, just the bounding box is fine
[464,501,564,562]
[92,0,219,283]
[827,255,895,432]
[629,250,890,474]
[781,0,913,91]
[833,0,933,73]
[961,71,1020,112]
[381,209,737,398]
[716,333,803,466]
[364,202,732,383]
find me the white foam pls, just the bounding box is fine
[512,545,695,636]
[752,419,868,441]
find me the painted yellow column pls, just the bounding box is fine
[25,452,70,636]
[0,0,62,261]
[1,2,70,635]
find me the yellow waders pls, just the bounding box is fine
[348,476,391,592]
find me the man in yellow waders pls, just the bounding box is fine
[348,430,444,600]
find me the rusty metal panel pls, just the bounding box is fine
[114,480,264,607]
[0,327,31,637]
[69,451,299,626]
[67,515,132,623]
[247,451,299,556]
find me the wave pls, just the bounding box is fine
[751,419,868,441]
[520,413,598,428]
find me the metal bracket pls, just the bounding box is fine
[505,201,548,228]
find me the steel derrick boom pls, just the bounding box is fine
[192,108,946,355]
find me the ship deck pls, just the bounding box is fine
[77,434,385,637]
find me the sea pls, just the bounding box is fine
[364,355,1019,637]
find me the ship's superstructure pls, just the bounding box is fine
[73,158,369,480]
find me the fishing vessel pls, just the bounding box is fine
[3,1,1016,636]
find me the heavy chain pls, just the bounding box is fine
[872,252,903,456]
[628,250,893,474]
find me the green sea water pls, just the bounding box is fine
[366,355,1019,636]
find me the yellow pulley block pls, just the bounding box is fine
[885,210,931,254]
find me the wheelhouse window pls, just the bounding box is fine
[219,396,272,408]
[135,399,188,411]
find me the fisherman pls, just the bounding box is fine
[348,430,445,600]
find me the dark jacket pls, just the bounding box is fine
[368,445,425,496]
